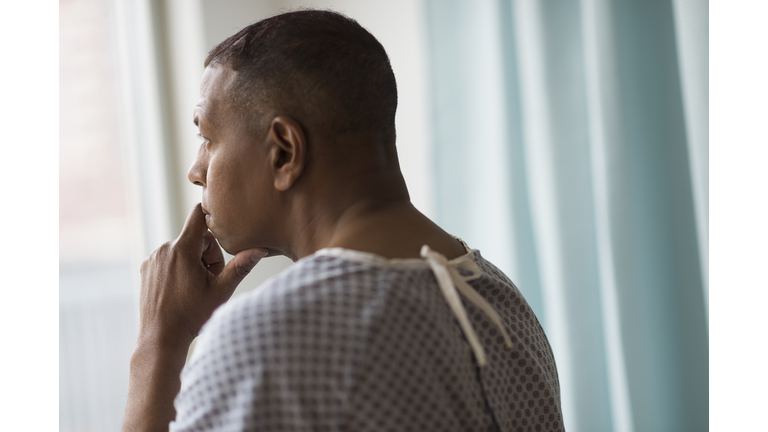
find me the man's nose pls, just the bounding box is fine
[188,143,207,187]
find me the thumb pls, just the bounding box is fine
[215,248,269,291]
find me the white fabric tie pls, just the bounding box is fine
[420,245,513,367]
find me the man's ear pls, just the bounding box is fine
[266,116,307,191]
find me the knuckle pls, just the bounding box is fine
[149,247,161,260]
[233,264,251,280]
[141,251,155,268]
[154,241,176,260]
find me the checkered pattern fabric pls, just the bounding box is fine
[170,246,564,432]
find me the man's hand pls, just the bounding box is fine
[137,203,268,350]
[122,203,267,432]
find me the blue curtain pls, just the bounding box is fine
[423,1,708,431]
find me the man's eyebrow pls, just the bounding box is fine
[193,115,199,127]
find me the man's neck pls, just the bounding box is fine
[324,200,467,260]
[285,169,465,261]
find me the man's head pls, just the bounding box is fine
[188,10,407,259]
[204,9,398,144]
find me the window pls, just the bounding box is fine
[60,0,137,430]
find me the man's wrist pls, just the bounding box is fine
[130,337,190,374]
[123,340,190,432]
[135,325,196,354]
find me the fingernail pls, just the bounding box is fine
[249,249,268,263]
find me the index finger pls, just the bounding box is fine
[176,203,209,248]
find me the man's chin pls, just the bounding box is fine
[214,232,273,258]
[217,237,256,257]
[209,231,235,256]
[218,240,238,257]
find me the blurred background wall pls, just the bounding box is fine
[59,0,708,431]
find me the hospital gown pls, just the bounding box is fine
[171,241,564,432]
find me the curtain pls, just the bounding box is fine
[423,1,708,431]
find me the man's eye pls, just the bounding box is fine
[196,133,210,144]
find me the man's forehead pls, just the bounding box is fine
[195,66,238,125]
[200,65,238,95]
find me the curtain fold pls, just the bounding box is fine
[424,1,708,431]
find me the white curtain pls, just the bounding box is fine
[423,1,708,431]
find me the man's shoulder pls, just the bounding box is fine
[174,255,385,430]
[225,252,379,316]
[197,253,380,354]
[182,252,391,394]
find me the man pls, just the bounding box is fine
[122,10,564,432]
